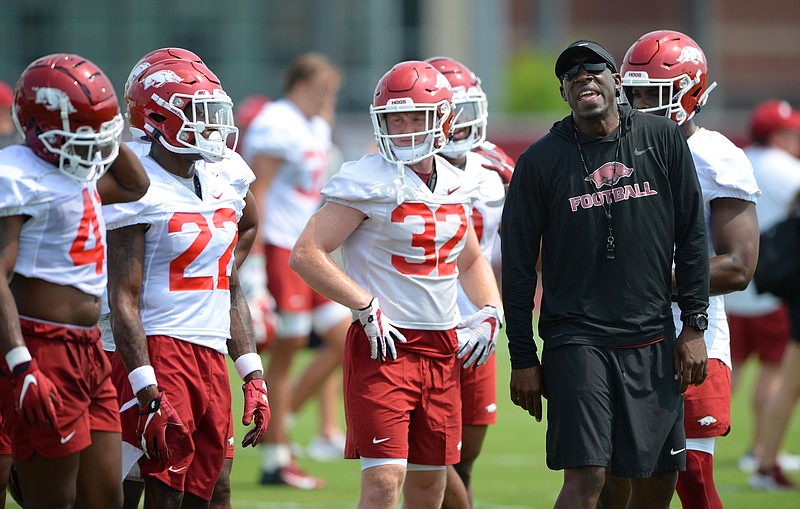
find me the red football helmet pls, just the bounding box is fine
[370,61,454,164]
[620,30,716,125]
[126,59,238,162]
[12,53,123,181]
[124,48,205,140]
[425,57,487,158]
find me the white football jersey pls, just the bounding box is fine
[127,140,255,200]
[323,154,479,331]
[104,157,248,354]
[671,128,760,368]
[100,141,255,352]
[0,145,106,297]
[725,145,800,316]
[455,150,505,318]
[242,99,331,249]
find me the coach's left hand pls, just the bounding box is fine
[510,366,544,422]
[674,328,708,393]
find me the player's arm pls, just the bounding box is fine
[0,215,63,429]
[291,202,406,362]
[97,143,150,205]
[227,264,271,447]
[247,154,282,239]
[672,198,758,296]
[228,264,259,371]
[107,224,156,405]
[289,201,370,309]
[457,222,502,310]
[234,190,258,267]
[0,215,25,355]
[708,198,759,294]
[108,223,190,464]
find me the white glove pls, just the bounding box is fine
[353,298,407,362]
[457,305,503,368]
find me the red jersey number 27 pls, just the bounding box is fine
[69,188,104,274]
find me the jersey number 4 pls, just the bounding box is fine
[168,209,238,291]
[69,189,104,274]
[391,202,467,276]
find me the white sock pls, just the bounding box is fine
[262,443,292,472]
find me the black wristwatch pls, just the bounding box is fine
[683,313,709,331]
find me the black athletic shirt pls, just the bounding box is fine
[501,104,709,370]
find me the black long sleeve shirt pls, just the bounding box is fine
[501,105,709,370]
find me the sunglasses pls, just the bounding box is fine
[561,62,609,82]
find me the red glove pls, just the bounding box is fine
[241,379,271,447]
[137,391,191,469]
[474,142,515,185]
[12,358,63,430]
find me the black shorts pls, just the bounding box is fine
[542,338,685,477]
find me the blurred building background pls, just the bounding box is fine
[0,0,798,160]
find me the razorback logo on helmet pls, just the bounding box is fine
[143,70,184,90]
[33,87,76,113]
[585,162,634,189]
[676,46,704,65]
[435,73,451,90]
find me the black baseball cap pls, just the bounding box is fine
[555,40,618,78]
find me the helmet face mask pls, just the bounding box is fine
[128,60,238,163]
[370,61,454,165]
[158,89,238,162]
[621,30,716,125]
[33,113,124,181]
[13,53,123,181]
[425,56,487,158]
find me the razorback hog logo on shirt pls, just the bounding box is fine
[585,162,634,189]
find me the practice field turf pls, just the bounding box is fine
[7,336,799,508]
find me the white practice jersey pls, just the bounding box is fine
[725,145,800,317]
[455,150,505,318]
[0,145,106,297]
[243,99,332,249]
[671,128,760,368]
[323,153,480,331]
[100,140,255,352]
[127,140,255,200]
[104,156,248,355]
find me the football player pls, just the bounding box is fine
[290,60,502,509]
[106,58,269,508]
[600,31,760,509]
[242,53,351,489]
[104,47,263,509]
[0,53,149,508]
[424,56,510,509]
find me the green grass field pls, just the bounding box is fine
[7,337,799,508]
